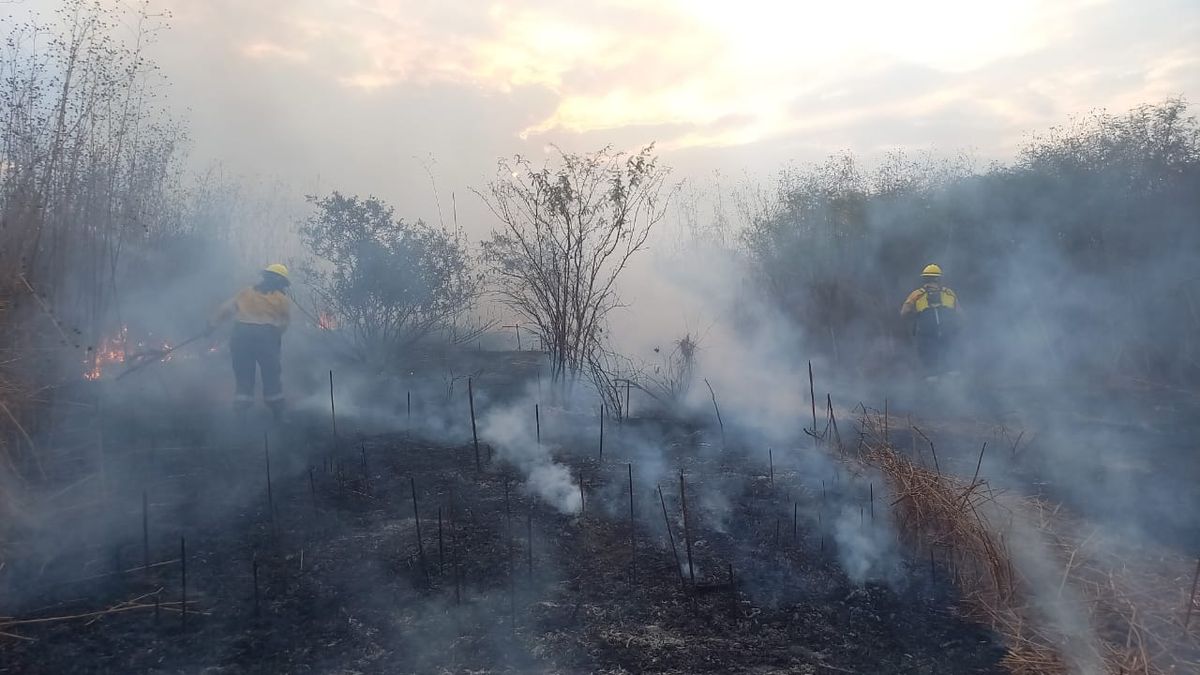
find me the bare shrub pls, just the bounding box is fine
[479,145,674,403]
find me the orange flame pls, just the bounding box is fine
[82,327,184,380]
[84,326,128,380]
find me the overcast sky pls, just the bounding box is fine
[16,0,1200,235]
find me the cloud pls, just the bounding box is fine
[127,0,1199,236]
[175,0,1197,156]
[242,41,311,63]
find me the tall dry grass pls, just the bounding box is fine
[848,410,1200,674]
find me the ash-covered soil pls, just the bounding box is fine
[1,413,1006,674]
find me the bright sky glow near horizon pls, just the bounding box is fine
[11,0,1199,232]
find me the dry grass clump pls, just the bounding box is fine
[849,411,1199,674]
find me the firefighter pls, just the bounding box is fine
[209,264,291,420]
[900,264,961,374]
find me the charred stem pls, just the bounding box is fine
[658,485,684,587]
[468,378,480,472]
[411,476,427,580]
[329,370,338,440]
[680,472,695,586]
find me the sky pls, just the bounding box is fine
[13,0,1200,235]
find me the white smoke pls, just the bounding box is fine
[479,393,581,514]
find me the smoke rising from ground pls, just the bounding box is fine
[3,4,1199,670]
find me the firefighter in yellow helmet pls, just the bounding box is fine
[900,264,961,373]
[209,264,291,419]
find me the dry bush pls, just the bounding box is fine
[744,100,1200,386]
[0,1,231,555]
[847,411,1200,674]
[479,145,674,402]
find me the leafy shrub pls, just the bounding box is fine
[301,193,481,366]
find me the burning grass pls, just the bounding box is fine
[850,409,1200,674]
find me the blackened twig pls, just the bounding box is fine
[411,476,427,579]
[628,463,636,582]
[1185,557,1200,629]
[579,473,586,517]
[680,473,695,586]
[912,426,941,476]
[827,394,842,450]
[883,398,889,445]
[598,405,605,462]
[142,491,150,577]
[329,370,338,440]
[704,378,725,446]
[263,433,275,531]
[808,361,817,443]
[659,485,684,587]
[308,467,318,516]
[625,379,631,418]
[468,378,480,471]
[449,488,461,605]
[180,537,187,630]
[970,442,989,488]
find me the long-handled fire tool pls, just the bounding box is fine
[114,332,209,381]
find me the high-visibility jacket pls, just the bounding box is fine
[900,283,959,318]
[213,287,290,330]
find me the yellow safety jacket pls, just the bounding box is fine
[901,284,959,317]
[213,287,290,330]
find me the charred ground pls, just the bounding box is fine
[0,362,1007,674]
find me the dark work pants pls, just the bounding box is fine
[231,322,283,407]
[917,335,943,373]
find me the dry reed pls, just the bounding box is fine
[852,410,1199,674]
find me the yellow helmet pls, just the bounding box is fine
[921,264,942,278]
[264,263,290,281]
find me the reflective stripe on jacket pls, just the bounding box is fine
[214,287,290,330]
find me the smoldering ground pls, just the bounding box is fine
[0,340,1018,673]
[586,107,1200,671]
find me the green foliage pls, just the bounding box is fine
[300,192,480,365]
[743,99,1200,382]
